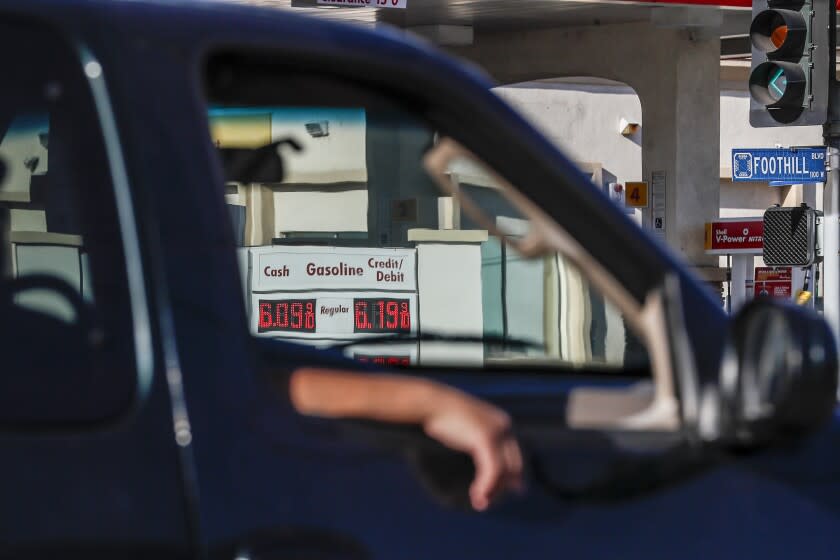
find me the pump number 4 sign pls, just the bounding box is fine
[625,181,649,208]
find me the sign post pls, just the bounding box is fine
[705,217,763,311]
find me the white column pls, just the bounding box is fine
[730,254,752,311]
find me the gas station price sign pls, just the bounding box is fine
[354,354,411,367]
[251,291,418,339]
[258,299,316,333]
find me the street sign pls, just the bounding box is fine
[704,217,764,254]
[625,181,648,208]
[731,147,826,182]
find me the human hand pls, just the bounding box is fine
[422,388,524,511]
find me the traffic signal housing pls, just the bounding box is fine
[749,0,835,127]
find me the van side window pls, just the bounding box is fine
[0,20,137,425]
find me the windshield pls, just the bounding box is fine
[208,103,648,371]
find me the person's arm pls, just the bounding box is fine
[289,367,523,511]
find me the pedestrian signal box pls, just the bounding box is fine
[762,204,822,266]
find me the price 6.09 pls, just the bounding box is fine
[258,299,316,333]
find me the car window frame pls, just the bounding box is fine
[201,52,661,352]
[0,16,155,432]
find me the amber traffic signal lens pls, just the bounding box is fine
[749,9,805,58]
[770,24,788,48]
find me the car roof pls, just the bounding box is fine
[3,0,495,88]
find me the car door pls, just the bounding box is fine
[173,42,697,556]
[0,10,195,559]
[144,8,840,560]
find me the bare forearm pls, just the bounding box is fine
[285,366,523,511]
[288,367,450,424]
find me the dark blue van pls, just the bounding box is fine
[1,1,838,558]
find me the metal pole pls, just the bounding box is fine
[821,3,839,394]
[822,146,840,350]
[802,184,817,310]
[727,254,732,313]
[731,254,750,312]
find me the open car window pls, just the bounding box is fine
[205,62,650,374]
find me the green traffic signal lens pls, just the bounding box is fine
[749,61,807,123]
[767,66,788,101]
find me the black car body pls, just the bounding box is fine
[1,1,839,558]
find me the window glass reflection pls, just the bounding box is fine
[210,106,647,370]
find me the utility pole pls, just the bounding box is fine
[823,140,840,352]
[823,3,839,352]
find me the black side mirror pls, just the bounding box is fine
[718,299,838,447]
[217,138,302,184]
[0,155,6,184]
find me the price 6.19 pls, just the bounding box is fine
[354,298,410,333]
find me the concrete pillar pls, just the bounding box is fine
[449,22,721,270]
[730,254,752,311]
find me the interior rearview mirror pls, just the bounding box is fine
[217,138,301,184]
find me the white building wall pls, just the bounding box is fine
[494,83,643,189]
[719,90,822,165]
[274,189,368,233]
[495,80,825,306]
[495,81,824,222]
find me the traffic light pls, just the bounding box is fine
[749,0,835,127]
[763,204,822,266]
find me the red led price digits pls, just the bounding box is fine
[258,299,316,333]
[276,302,288,328]
[353,298,411,333]
[355,300,371,330]
[259,302,272,329]
[400,302,410,330]
[305,301,315,330]
[386,301,398,329]
[355,354,411,367]
[290,302,303,329]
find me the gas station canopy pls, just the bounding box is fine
[244,0,753,48]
